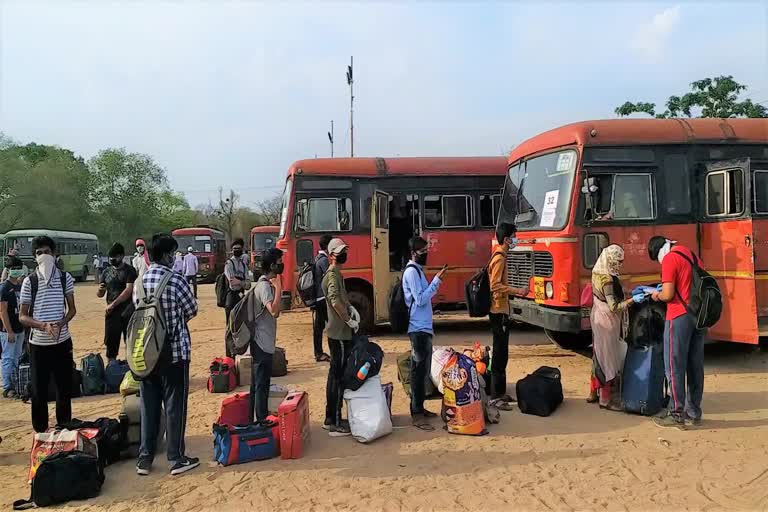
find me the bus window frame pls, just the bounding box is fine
[294,196,354,234]
[705,168,745,218]
[479,193,502,228]
[609,172,656,221]
[754,169,768,215]
[423,194,474,229]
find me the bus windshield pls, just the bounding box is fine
[174,235,213,254]
[279,179,293,239]
[511,149,577,230]
[252,232,277,252]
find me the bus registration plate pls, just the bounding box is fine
[534,277,545,304]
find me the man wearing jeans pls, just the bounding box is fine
[134,234,199,476]
[402,236,447,431]
[0,256,25,398]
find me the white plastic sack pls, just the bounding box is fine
[343,375,393,443]
[430,347,455,394]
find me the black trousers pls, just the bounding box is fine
[185,276,198,298]
[325,338,352,425]
[312,305,328,359]
[489,313,511,399]
[30,338,74,433]
[104,306,130,360]
[224,290,243,357]
[249,343,273,423]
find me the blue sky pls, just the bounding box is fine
[1,1,766,208]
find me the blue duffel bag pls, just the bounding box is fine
[213,423,279,466]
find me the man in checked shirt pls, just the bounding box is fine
[133,234,200,476]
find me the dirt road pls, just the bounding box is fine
[0,283,766,511]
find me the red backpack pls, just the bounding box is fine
[207,357,237,393]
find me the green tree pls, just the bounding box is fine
[615,75,767,119]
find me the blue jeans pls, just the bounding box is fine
[0,331,24,391]
[409,332,433,416]
[139,361,190,465]
[664,314,705,421]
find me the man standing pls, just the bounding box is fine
[649,236,706,430]
[93,253,103,281]
[321,238,359,437]
[312,235,332,363]
[134,234,199,476]
[133,239,150,282]
[19,236,77,433]
[487,223,529,410]
[249,248,284,427]
[223,238,250,356]
[183,247,199,299]
[97,243,137,363]
[402,236,447,431]
[1,256,25,398]
[172,251,184,274]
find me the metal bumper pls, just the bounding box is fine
[508,297,581,333]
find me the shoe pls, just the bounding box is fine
[170,456,200,475]
[328,423,352,437]
[322,420,332,431]
[586,390,599,404]
[685,414,703,426]
[653,414,686,430]
[136,459,152,476]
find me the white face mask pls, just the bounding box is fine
[36,253,56,283]
[657,240,675,264]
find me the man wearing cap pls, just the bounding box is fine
[183,247,199,299]
[321,238,360,437]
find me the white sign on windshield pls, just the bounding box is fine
[556,152,575,172]
[195,235,211,241]
[540,190,560,227]
[204,243,211,253]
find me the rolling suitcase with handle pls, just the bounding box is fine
[622,343,666,416]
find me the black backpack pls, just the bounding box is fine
[343,336,384,391]
[389,263,423,333]
[672,249,722,329]
[466,253,502,318]
[57,417,127,467]
[13,451,104,510]
[215,273,229,308]
[516,366,563,417]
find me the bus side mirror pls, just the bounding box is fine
[581,175,598,221]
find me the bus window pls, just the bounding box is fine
[583,233,609,268]
[593,173,654,220]
[754,170,768,214]
[424,195,473,228]
[707,169,744,216]
[663,155,691,214]
[296,197,353,232]
[480,194,501,227]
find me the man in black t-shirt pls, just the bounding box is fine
[97,243,138,362]
[1,256,25,397]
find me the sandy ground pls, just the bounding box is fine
[0,282,767,511]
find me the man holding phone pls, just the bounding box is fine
[403,236,447,431]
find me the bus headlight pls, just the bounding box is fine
[545,282,554,299]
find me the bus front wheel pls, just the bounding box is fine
[347,290,373,334]
[544,329,592,351]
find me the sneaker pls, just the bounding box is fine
[170,456,200,476]
[136,459,152,476]
[322,419,332,431]
[685,414,703,427]
[328,423,351,437]
[653,414,686,430]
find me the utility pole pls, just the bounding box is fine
[347,56,354,157]
[328,120,334,157]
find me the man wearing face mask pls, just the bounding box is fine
[133,239,150,282]
[648,236,706,430]
[402,236,447,431]
[19,236,77,433]
[249,248,284,427]
[223,238,251,356]
[97,243,138,362]
[1,256,26,398]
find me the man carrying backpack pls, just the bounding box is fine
[648,236,706,430]
[403,236,447,431]
[224,238,251,357]
[134,234,199,476]
[312,235,332,363]
[19,236,77,433]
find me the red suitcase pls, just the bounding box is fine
[278,391,310,459]
[217,393,250,427]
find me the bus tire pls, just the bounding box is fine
[76,266,88,283]
[347,289,373,334]
[544,329,592,351]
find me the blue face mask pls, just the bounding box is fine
[8,269,25,279]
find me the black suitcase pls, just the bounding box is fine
[516,366,563,417]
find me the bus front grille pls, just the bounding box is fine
[507,251,554,288]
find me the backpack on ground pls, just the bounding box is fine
[465,253,500,318]
[272,346,288,377]
[126,270,174,380]
[13,353,31,402]
[516,366,563,417]
[81,353,106,396]
[396,350,440,399]
[58,417,127,468]
[208,357,238,393]
[14,451,104,510]
[343,336,384,392]
[389,263,422,334]
[215,273,230,308]
[226,288,265,357]
[105,360,130,394]
[672,249,722,329]
[296,261,317,307]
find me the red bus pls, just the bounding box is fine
[250,225,279,272]
[275,157,508,330]
[496,118,767,349]
[172,226,227,282]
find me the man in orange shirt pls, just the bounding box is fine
[488,222,529,410]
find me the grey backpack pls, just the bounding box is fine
[226,285,265,356]
[126,271,173,380]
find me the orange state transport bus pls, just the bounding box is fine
[274,157,508,330]
[250,225,279,273]
[172,226,227,282]
[495,118,768,349]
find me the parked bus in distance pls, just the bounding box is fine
[250,225,279,275]
[1,229,98,281]
[275,157,508,331]
[496,118,768,349]
[172,226,226,282]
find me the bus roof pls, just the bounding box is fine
[250,225,279,234]
[287,156,508,178]
[509,118,768,163]
[3,229,98,240]
[172,227,225,237]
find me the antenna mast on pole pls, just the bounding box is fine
[347,56,354,157]
[328,120,334,157]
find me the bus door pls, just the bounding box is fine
[371,191,391,323]
[700,159,758,344]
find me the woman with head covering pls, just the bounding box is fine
[588,244,640,410]
[132,239,150,281]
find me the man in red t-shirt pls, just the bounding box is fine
[648,236,706,430]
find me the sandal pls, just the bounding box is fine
[315,354,331,363]
[412,415,435,431]
[499,394,517,404]
[489,398,515,411]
